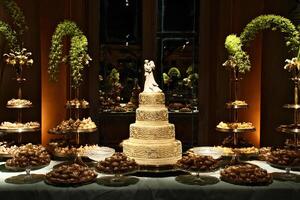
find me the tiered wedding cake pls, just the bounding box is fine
[123,60,182,166]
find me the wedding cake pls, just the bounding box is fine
[123,60,182,166]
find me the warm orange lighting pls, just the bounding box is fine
[240,37,262,147]
[40,7,67,145]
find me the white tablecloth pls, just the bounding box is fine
[0,160,299,200]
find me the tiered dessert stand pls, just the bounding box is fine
[0,49,40,144]
[48,87,97,145]
[276,68,300,149]
[273,64,300,181]
[216,66,255,147]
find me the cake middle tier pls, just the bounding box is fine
[130,123,175,140]
[123,138,182,166]
[136,107,168,121]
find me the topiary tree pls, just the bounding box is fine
[48,20,91,88]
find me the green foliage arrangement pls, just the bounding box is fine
[0,20,18,50]
[168,67,181,78]
[163,73,170,84]
[224,15,300,73]
[48,20,91,88]
[0,0,27,37]
[70,35,91,87]
[224,34,250,73]
[240,15,300,52]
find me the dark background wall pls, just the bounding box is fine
[0,0,298,147]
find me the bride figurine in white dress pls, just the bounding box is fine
[143,60,162,93]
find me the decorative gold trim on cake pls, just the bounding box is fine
[123,139,182,165]
[131,156,182,166]
[136,108,168,121]
[130,123,175,140]
[128,138,175,144]
[139,92,165,105]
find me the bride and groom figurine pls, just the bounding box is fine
[143,60,162,93]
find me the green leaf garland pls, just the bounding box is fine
[70,35,91,87]
[224,15,300,73]
[240,15,300,52]
[48,20,91,88]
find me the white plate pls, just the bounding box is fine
[83,146,115,161]
[190,146,223,159]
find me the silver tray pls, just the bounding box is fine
[216,127,256,133]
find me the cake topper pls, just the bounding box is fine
[143,60,162,93]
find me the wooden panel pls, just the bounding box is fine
[40,0,69,145]
[232,0,264,147]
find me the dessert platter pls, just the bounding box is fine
[0,121,40,132]
[49,117,97,134]
[266,149,300,181]
[45,163,97,186]
[123,60,182,171]
[225,100,248,109]
[52,146,79,159]
[216,122,255,133]
[3,143,50,184]
[5,143,51,171]
[96,152,139,187]
[175,153,220,185]
[6,98,33,108]
[66,99,89,109]
[49,144,115,162]
[220,163,273,186]
[0,141,18,158]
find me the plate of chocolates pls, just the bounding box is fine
[96,152,139,175]
[176,153,220,173]
[45,163,97,187]
[5,143,50,171]
[95,153,139,187]
[175,153,220,186]
[267,149,300,169]
[220,163,273,186]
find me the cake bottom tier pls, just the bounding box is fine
[123,139,182,166]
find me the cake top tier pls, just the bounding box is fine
[139,92,165,106]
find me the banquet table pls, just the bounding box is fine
[0,160,299,200]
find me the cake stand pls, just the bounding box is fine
[276,69,300,149]
[96,170,139,187]
[5,167,45,184]
[269,162,300,182]
[216,66,255,164]
[175,167,220,186]
[48,88,97,145]
[216,67,255,147]
[0,58,40,144]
